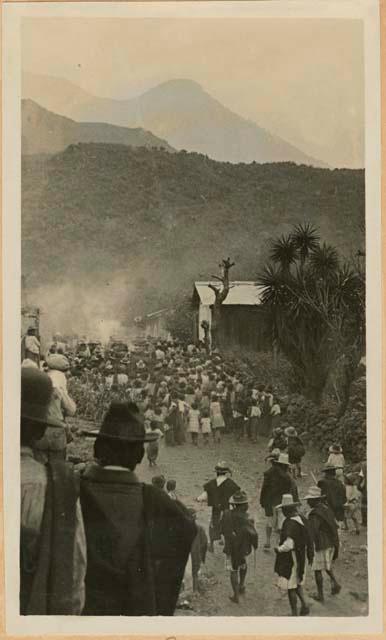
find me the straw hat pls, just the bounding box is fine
[303,486,325,501]
[229,490,249,505]
[215,460,231,473]
[276,494,300,509]
[46,354,70,372]
[328,444,342,454]
[284,427,298,437]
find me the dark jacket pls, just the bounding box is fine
[260,465,294,516]
[80,464,196,616]
[274,515,314,582]
[203,477,240,513]
[308,503,339,556]
[318,477,346,522]
[221,509,258,565]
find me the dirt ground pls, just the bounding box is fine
[68,421,368,618]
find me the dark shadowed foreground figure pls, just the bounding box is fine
[80,401,196,615]
[20,368,86,615]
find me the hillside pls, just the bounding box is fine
[23,73,323,166]
[22,143,364,330]
[22,99,174,154]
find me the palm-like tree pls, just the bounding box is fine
[269,235,298,273]
[309,243,339,281]
[291,222,320,267]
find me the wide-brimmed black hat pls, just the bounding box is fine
[21,367,63,428]
[82,401,157,442]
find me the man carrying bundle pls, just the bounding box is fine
[221,490,258,604]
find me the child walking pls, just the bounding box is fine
[200,407,212,445]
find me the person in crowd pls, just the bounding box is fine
[196,461,240,553]
[186,507,208,593]
[270,398,281,429]
[327,444,345,483]
[221,490,258,604]
[343,473,361,535]
[23,326,41,366]
[166,479,177,500]
[80,401,196,615]
[274,494,313,616]
[304,486,341,603]
[285,427,306,479]
[188,400,201,446]
[318,465,346,526]
[200,406,212,445]
[20,367,86,615]
[233,398,245,441]
[152,475,166,491]
[259,452,296,550]
[146,420,164,467]
[210,393,225,444]
[248,398,261,443]
[268,427,288,453]
[34,354,76,463]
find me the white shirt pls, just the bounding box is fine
[277,515,304,552]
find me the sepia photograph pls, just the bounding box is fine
[2,0,383,635]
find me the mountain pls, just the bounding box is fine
[22,99,174,155]
[22,73,323,166]
[22,143,364,330]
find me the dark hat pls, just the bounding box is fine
[82,401,157,442]
[21,367,63,428]
[322,463,343,472]
[229,490,248,505]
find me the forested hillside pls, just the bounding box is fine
[22,143,364,323]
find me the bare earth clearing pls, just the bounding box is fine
[69,420,368,618]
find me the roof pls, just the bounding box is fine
[194,281,264,306]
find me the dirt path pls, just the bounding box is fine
[69,425,368,617]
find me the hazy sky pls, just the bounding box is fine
[22,17,364,167]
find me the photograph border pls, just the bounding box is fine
[1,0,385,637]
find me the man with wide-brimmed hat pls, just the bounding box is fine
[20,367,86,615]
[196,461,240,552]
[318,464,346,524]
[34,354,76,463]
[303,486,341,603]
[79,401,196,616]
[221,490,258,604]
[260,452,298,550]
[274,494,313,616]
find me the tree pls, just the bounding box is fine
[165,294,194,343]
[207,258,235,349]
[257,225,365,405]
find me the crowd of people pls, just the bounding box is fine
[20,333,367,617]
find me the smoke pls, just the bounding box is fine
[28,272,136,347]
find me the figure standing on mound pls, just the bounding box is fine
[221,490,258,604]
[196,462,239,552]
